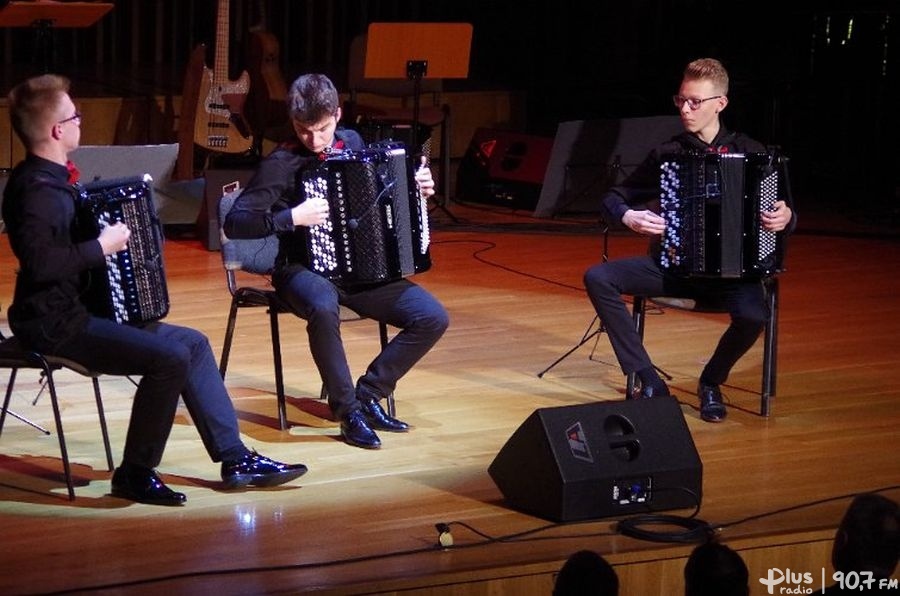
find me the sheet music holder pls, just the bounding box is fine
[0,1,114,71]
[364,22,472,220]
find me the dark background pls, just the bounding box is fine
[2,0,897,227]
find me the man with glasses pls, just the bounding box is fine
[583,58,795,422]
[4,74,308,505]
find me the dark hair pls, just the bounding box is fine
[553,550,619,596]
[684,541,749,596]
[287,73,340,124]
[833,493,899,578]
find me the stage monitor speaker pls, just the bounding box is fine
[488,397,702,522]
[456,128,553,211]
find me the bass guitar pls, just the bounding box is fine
[193,0,253,154]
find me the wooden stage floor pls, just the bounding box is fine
[0,203,898,595]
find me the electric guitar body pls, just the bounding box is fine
[192,0,253,154]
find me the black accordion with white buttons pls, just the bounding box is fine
[658,152,787,279]
[75,174,170,324]
[298,141,431,286]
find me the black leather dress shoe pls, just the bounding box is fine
[359,397,409,432]
[341,410,381,449]
[111,464,186,506]
[221,450,308,489]
[698,382,727,422]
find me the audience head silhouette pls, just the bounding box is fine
[831,493,899,579]
[684,541,749,596]
[553,549,619,596]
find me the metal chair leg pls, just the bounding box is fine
[625,296,647,398]
[760,277,779,417]
[91,377,114,471]
[269,304,287,430]
[41,365,76,501]
[219,296,240,378]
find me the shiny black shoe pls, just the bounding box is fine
[111,464,186,506]
[698,382,727,422]
[359,397,409,432]
[221,450,308,489]
[341,410,381,449]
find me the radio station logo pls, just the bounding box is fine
[759,567,899,594]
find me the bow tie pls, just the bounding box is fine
[66,160,80,184]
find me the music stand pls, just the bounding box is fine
[364,22,472,220]
[0,1,114,72]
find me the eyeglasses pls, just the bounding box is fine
[58,112,82,125]
[672,95,722,110]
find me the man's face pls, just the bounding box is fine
[675,78,727,135]
[292,107,341,154]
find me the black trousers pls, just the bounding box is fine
[583,254,767,385]
[50,318,246,469]
[275,266,449,419]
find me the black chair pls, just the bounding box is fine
[626,276,780,417]
[216,190,391,431]
[0,334,114,500]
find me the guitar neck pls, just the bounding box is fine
[214,0,230,82]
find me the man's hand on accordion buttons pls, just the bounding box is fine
[292,197,330,227]
[415,156,435,199]
[98,222,131,256]
[761,200,792,232]
[623,209,666,237]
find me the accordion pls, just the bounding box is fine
[299,141,431,286]
[75,174,170,324]
[658,152,787,279]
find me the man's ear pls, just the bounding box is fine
[50,122,62,140]
[334,106,342,124]
[716,95,729,113]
